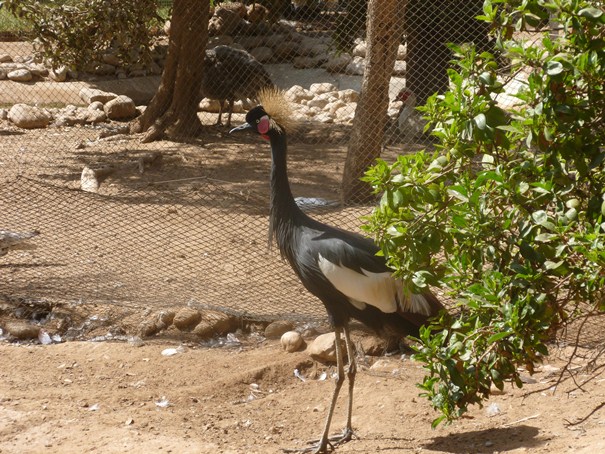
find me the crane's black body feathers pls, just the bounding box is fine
[201,46,274,126]
[233,100,444,453]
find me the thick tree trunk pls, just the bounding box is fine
[342,0,406,205]
[130,0,209,142]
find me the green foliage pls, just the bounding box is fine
[363,0,605,425]
[0,0,162,70]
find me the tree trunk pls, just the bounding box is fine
[130,0,209,142]
[342,0,406,205]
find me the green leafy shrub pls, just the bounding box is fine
[363,0,605,426]
[0,0,162,70]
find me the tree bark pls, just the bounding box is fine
[130,0,209,142]
[342,0,406,205]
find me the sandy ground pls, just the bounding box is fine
[0,337,604,454]
[2,40,605,454]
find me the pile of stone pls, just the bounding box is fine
[0,88,139,129]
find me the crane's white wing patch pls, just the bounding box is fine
[317,254,435,316]
[318,254,399,313]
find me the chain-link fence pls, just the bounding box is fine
[3,1,598,342]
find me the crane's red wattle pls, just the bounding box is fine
[258,116,270,134]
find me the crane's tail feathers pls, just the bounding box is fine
[256,87,300,134]
[410,291,444,317]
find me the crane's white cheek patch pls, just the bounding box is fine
[317,254,398,313]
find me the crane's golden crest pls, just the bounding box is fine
[256,87,299,134]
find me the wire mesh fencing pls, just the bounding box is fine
[2,0,593,340]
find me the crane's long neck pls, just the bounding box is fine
[267,131,306,258]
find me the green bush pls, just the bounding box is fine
[363,0,605,426]
[0,0,162,70]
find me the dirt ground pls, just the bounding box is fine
[2,42,604,454]
[0,336,604,454]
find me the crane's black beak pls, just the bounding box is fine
[229,122,253,134]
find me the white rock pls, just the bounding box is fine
[199,98,222,113]
[79,88,116,104]
[345,56,365,75]
[104,95,137,120]
[49,66,68,82]
[280,331,304,353]
[352,42,367,57]
[325,100,346,115]
[307,97,330,110]
[397,44,407,60]
[307,332,345,363]
[338,89,359,103]
[284,85,314,103]
[392,60,406,76]
[309,83,337,95]
[8,104,52,129]
[88,101,104,111]
[81,166,100,193]
[7,68,32,82]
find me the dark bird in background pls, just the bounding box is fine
[0,230,39,256]
[201,45,274,127]
[231,88,444,453]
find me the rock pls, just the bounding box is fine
[163,20,171,36]
[307,332,346,363]
[79,88,116,104]
[323,53,352,73]
[284,85,314,103]
[281,331,305,353]
[315,112,334,123]
[8,104,52,129]
[246,3,268,23]
[49,66,68,82]
[0,108,8,120]
[29,64,48,77]
[192,311,237,338]
[325,100,346,115]
[88,101,104,111]
[138,320,161,338]
[4,321,40,340]
[345,56,365,75]
[309,83,337,95]
[102,53,121,66]
[80,166,100,193]
[250,46,273,63]
[397,44,407,60]
[0,54,12,63]
[7,68,33,82]
[207,35,235,49]
[85,109,107,124]
[173,307,202,331]
[307,96,331,110]
[199,98,222,113]
[157,310,176,329]
[299,37,324,56]
[352,42,367,57]
[104,95,137,120]
[0,68,6,80]
[359,335,398,356]
[264,320,294,339]
[338,89,359,103]
[209,7,243,36]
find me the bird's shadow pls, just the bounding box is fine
[422,424,542,453]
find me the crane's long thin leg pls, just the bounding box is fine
[338,324,356,443]
[283,326,356,454]
[216,100,225,126]
[226,98,235,128]
[314,325,346,453]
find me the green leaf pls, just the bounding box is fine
[487,331,510,343]
[579,7,603,20]
[545,60,564,76]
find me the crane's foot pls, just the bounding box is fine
[283,428,356,453]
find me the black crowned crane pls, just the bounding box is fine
[201,45,274,128]
[231,88,444,453]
